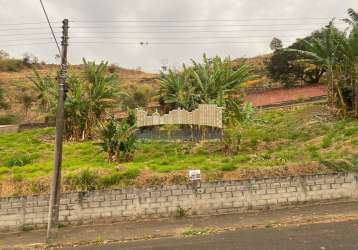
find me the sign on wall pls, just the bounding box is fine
[136,104,223,128]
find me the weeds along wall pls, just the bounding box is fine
[0,172,357,232]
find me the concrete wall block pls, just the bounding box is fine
[182,189,194,195]
[126,193,138,200]
[280,182,291,188]
[277,187,287,193]
[215,187,226,193]
[115,194,127,200]
[1,173,357,232]
[89,202,100,208]
[309,185,321,191]
[335,178,345,184]
[286,187,297,193]
[172,190,182,196]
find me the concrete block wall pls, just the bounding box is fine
[0,172,357,232]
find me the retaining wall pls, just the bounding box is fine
[0,172,357,232]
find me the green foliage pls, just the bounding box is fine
[321,132,335,148]
[30,59,124,140]
[29,68,57,115]
[0,58,25,72]
[121,84,151,109]
[0,104,356,196]
[266,30,327,86]
[222,126,242,156]
[5,154,33,167]
[182,228,212,236]
[100,116,137,162]
[224,100,255,126]
[287,12,358,117]
[160,54,255,113]
[17,90,34,117]
[65,169,99,191]
[0,86,8,110]
[0,114,18,125]
[65,59,124,140]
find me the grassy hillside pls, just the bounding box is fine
[0,103,356,197]
[0,62,160,123]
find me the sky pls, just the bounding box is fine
[0,0,356,72]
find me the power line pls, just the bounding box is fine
[70,17,343,23]
[0,34,305,42]
[0,21,62,26]
[69,23,336,29]
[39,0,61,56]
[56,29,322,34]
[0,40,296,47]
[0,26,62,32]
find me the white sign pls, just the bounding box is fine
[189,170,201,181]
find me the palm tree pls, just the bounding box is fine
[159,67,197,110]
[159,54,254,111]
[63,59,125,140]
[288,23,349,115]
[29,68,57,114]
[288,12,358,117]
[343,8,358,26]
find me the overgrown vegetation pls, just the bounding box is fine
[159,54,255,114]
[287,9,358,118]
[99,116,137,162]
[30,59,124,140]
[267,30,327,87]
[0,104,356,196]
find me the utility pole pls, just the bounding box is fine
[47,18,69,243]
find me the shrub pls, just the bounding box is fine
[100,173,123,188]
[65,169,99,191]
[321,133,335,148]
[222,127,241,155]
[100,116,137,162]
[0,114,18,125]
[0,58,25,72]
[5,154,33,167]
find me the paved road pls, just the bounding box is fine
[65,220,358,250]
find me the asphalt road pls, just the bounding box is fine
[65,220,358,250]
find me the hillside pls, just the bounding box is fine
[0,60,160,123]
[0,103,356,197]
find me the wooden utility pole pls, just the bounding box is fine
[47,18,69,243]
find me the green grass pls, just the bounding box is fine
[0,104,357,195]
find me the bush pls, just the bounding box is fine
[5,154,33,167]
[65,169,99,191]
[100,116,137,162]
[0,114,18,125]
[321,133,334,148]
[0,58,25,72]
[222,127,241,155]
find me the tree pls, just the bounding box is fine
[343,8,358,26]
[270,37,283,51]
[266,30,327,86]
[288,16,358,117]
[0,50,9,59]
[160,54,255,113]
[100,116,137,162]
[64,59,125,140]
[30,59,125,140]
[29,68,57,114]
[18,90,34,118]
